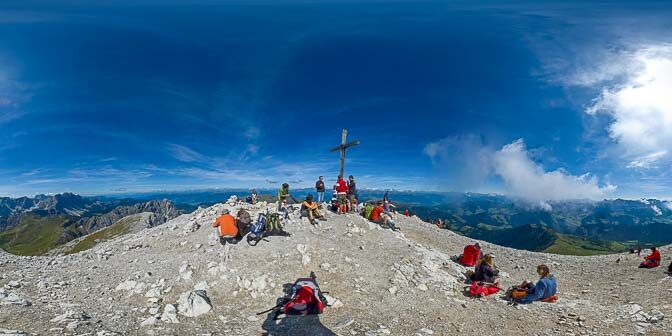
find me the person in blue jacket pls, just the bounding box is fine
[516,264,557,304]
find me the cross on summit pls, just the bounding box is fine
[330,129,360,178]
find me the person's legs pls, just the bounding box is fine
[317,192,324,203]
[382,214,398,230]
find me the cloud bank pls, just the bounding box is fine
[424,137,616,203]
[493,139,616,202]
[584,45,672,169]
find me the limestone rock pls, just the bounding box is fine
[177,290,212,317]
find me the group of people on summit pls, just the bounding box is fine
[458,242,558,303]
[213,175,402,245]
[458,241,671,303]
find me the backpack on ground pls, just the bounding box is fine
[504,286,528,303]
[364,204,375,220]
[247,213,268,246]
[282,272,326,317]
[468,282,500,297]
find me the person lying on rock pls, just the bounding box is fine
[213,209,241,246]
[515,264,558,304]
[301,194,326,225]
[459,242,482,267]
[370,200,399,231]
[639,247,661,268]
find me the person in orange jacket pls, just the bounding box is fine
[639,247,661,268]
[213,209,240,246]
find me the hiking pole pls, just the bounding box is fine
[257,305,281,315]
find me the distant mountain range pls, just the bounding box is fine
[3,189,671,256]
[385,192,672,255]
[0,193,184,255]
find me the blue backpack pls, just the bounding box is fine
[247,213,267,246]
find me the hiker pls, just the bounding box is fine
[371,200,399,231]
[329,190,339,212]
[335,176,349,214]
[246,189,258,204]
[301,194,325,225]
[470,254,500,286]
[514,264,558,304]
[459,243,482,267]
[404,209,409,217]
[468,254,501,297]
[347,175,357,205]
[639,247,661,268]
[315,176,326,204]
[236,209,253,237]
[278,183,298,211]
[213,209,240,245]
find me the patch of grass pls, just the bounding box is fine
[66,216,134,254]
[544,234,629,256]
[0,215,68,256]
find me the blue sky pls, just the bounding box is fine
[0,0,671,199]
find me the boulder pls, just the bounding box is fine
[0,289,31,306]
[161,304,179,323]
[177,290,212,317]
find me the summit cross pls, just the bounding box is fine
[329,129,360,178]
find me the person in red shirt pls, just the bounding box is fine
[404,209,409,217]
[459,243,482,267]
[370,201,399,231]
[639,247,661,268]
[335,175,349,214]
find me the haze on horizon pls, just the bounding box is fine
[1,0,671,201]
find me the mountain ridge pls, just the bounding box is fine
[0,200,669,335]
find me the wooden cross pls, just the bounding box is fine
[330,129,360,178]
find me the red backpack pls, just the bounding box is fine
[282,276,326,316]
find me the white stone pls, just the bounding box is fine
[161,304,179,323]
[140,316,157,327]
[177,290,212,317]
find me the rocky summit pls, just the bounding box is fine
[0,201,670,335]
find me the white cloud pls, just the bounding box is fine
[166,143,206,163]
[664,201,672,211]
[423,136,616,202]
[585,45,672,168]
[423,134,493,190]
[492,139,616,202]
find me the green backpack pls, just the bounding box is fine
[364,204,375,220]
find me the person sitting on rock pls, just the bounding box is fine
[515,264,558,304]
[470,254,500,286]
[301,194,325,225]
[639,247,661,268]
[468,254,501,297]
[459,243,482,267]
[370,200,399,231]
[250,189,258,204]
[213,209,240,245]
